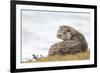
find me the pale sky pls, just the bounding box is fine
[21,10,90,61]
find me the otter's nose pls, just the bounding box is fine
[57,33,62,37]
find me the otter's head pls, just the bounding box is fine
[57,25,77,40]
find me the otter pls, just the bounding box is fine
[49,25,88,56]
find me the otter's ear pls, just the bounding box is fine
[70,27,78,36]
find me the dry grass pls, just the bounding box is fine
[35,50,90,62]
[23,49,90,63]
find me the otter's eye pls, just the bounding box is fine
[68,30,70,32]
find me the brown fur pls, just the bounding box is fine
[49,25,88,56]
